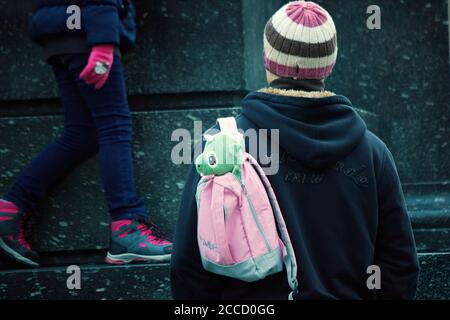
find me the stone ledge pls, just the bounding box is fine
[0,253,448,300]
[407,191,450,229]
[0,263,171,300]
[414,228,450,253]
[416,253,450,300]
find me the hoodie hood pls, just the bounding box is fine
[241,90,367,170]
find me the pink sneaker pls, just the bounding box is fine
[106,219,172,265]
[0,199,39,267]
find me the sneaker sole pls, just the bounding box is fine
[105,252,171,265]
[0,237,39,267]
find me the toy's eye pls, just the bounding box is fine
[209,155,217,166]
[206,151,218,168]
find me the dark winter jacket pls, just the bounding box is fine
[29,0,136,53]
[171,80,420,300]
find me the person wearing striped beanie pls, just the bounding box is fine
[172,0,419,300]
[264,1,337,90]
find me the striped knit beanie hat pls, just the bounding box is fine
[264,1,337,80]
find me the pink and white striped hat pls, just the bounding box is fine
[264,1,338,80]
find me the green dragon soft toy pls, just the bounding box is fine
[195,131,244,181]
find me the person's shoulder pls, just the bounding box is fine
[364,129,389,153]
[235,114,255,129]
[362,129,396,176]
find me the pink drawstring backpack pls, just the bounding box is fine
[195,117,298,299]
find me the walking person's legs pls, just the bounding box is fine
[70,54,172,264]
[72,55,146,220]
[1,53,172,267]
[0,56,99,266]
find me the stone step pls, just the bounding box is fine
[0,106,380,256]
[0,253,448,300]
[0,263,171,300]
[415,253,450,300]
[1,107,448,300]
[405,187,450,253]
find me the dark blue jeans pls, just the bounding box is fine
[5,54,148,221]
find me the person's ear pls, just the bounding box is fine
[266,70,279,85]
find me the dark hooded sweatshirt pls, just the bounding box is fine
[171,79,419,300]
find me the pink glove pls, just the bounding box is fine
[80,44,115,90]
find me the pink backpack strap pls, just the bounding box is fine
[217,117,239,134]
[247,154,299,300]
